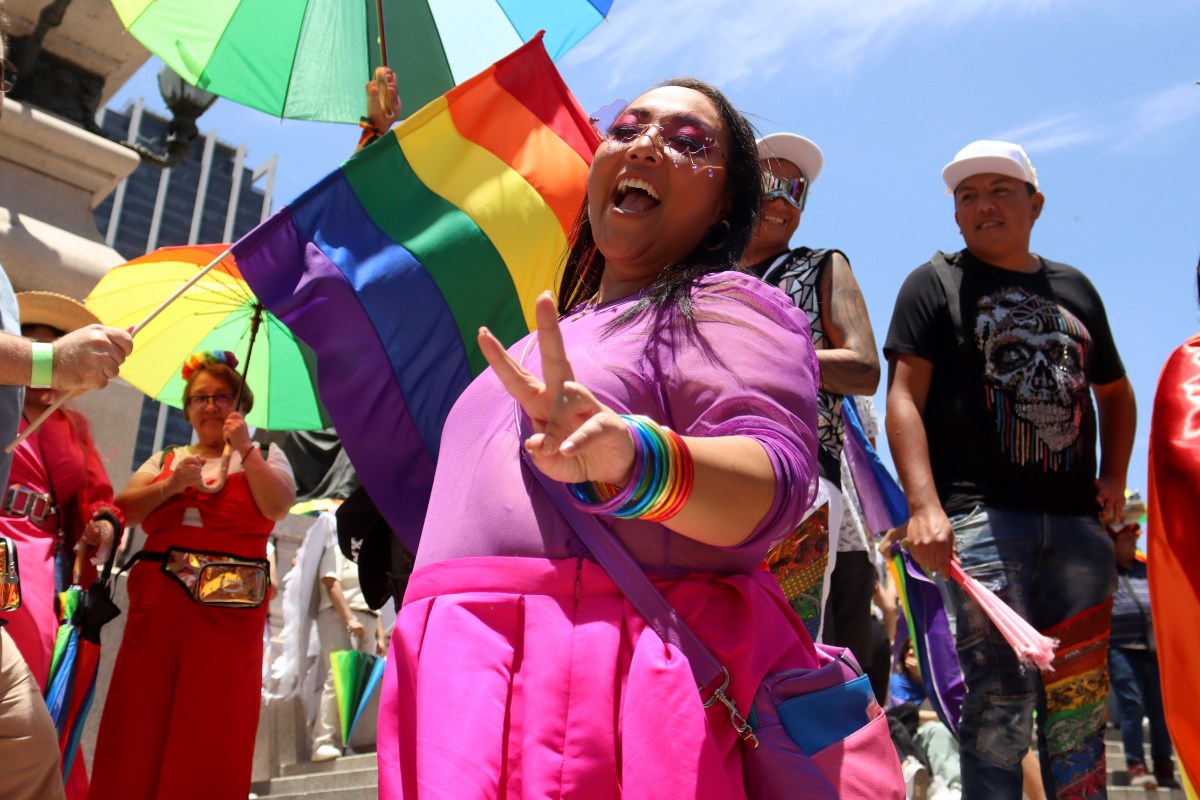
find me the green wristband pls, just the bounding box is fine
[30,342,53,389]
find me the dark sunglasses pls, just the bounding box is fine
[763,174,808,211]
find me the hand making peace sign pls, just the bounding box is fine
[477,292,635,488]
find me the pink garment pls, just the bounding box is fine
[379,557,822,799]
[416,272,821,577]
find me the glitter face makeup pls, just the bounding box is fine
[603,111,724,176]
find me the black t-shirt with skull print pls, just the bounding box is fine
[884,249,1125,517]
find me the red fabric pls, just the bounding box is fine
[2,409,117,688]
[378,557,822,799]
[89,466,273,800]
[1148,334,1200,788]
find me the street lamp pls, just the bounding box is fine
[123,65,218,168]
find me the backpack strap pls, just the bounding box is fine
[929,250,971,356]
[157,445,179,470]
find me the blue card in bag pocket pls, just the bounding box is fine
[777,673,877,755]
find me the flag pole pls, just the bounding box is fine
[374,0,392,118]
[5,247,235,452]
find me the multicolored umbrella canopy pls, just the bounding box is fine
[43,547,122,779]
[85,244,330,431]
[110,0,614,123]
[330,650,386,748]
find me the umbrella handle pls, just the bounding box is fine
[73,545,88,586]
[5,390,80,453]
[194,444,232,495]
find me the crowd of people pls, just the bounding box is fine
[0,8,1194,800]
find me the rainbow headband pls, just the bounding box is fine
[181,350,240,381]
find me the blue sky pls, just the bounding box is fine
[109,0,1199,496]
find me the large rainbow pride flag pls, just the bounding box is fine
[232,36,597,550]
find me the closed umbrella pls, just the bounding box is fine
[43,541,122,778]
[330,649,387,751]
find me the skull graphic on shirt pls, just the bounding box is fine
[975,288,1090,453]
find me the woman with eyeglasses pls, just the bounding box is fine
[374,79,897,798]
[90,350,295,800]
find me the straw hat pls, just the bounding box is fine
[16,291,101,334]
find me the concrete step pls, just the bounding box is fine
[266,767,378,794]
[1107,788,1189,799]
[256,789,375,800]
[256,750,378,797]
[278,752,377,778]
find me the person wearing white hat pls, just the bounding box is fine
[741,132,881,670]
[884,140,1137,799]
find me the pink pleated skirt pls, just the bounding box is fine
[377,556,822,799]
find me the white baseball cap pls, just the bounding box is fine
[757,133,824,184]
[942,140,1039,193]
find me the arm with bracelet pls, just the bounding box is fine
[0,326,132,391]
[480,286,818,551]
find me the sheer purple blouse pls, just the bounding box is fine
[414,271,820,577]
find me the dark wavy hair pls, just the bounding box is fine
[556,77,762,323]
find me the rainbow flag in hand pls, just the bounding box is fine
[233,36,597,550]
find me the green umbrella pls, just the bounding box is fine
[330,649,386,749]
[110,0,614,123]
[84,243,330,431]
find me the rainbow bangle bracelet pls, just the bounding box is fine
[567,415,694,523]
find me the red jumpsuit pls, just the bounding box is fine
[89,450,276,800]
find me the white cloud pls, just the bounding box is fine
[565,0,1075,92]
[1125,84,1200,142]
[988,83,1200,156]
[993,112,1101,153]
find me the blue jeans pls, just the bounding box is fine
[947,506,1116,800]
[1108,646,1172,769]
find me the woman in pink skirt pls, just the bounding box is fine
[379,78,823,798]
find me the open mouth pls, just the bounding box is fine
[613,177,661,213]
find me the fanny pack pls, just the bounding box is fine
[135,547,270,608]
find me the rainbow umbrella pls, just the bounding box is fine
[84,244,330,432]
[110,0,613,124]
[330,650,387,749]
[43,545,122,778]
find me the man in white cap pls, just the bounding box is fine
[884,140,1136,798]
[741,133,881,668]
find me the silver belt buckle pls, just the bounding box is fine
[3,486,53,525]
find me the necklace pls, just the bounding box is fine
[568,294,602,320]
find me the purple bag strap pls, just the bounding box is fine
[518,446,728,695]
